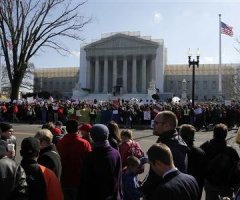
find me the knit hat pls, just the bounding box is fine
[79,124,92,133]
[51,127,61,135]
[20,137,40,158]
[90,124,109,142]
[0,123,13,132]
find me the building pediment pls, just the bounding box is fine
[84,33,159,50]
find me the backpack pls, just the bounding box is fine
[206,148,240,187]
[127,141,145,174]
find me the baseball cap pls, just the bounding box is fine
[79,124,92,132]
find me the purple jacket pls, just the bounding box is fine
[80,141,123,200]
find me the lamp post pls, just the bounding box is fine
[188,48,200,108]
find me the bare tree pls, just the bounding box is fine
[1,62,34,92]
[0,0,90,100]
[236,37,240,55]
[222,67,240,102]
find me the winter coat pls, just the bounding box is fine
[38,144,62,179]
[0,157,28,200]
[57,133,91,188]
[80,141,123,200]
[142,129,189,200]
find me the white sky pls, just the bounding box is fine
[31,0,240,68]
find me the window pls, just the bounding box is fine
[178,81,182,90]
[169,81,174,89]
[187,81,190,90]
[195,81,199,89]
[56,82,59,89]
[212,81,216,89]
[203,81,207,89]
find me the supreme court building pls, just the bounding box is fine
[75,32,166,100]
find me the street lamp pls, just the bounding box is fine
[188,48,200,108]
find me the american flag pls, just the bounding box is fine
[221,21,233,37]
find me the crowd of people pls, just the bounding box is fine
[1,109,240,199]
[1,99,240,130]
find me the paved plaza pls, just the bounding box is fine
[12,123,239,164]
[11,123,239,200]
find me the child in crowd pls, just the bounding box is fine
[119,129,146,173]
[122,156,143,200]
[79,123,93,145]
[55,121,66,135]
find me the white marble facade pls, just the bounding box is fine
[78,32,165,97]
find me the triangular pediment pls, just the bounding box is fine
[85,33,159,49]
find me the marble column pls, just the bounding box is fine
[113,56,117,88]
[123,56,128,93]
[141,55,147,93]
[132,55,137,93]
[103,56,108,93]
[86,58,91,90]
[151,55,156,82]
[94,57,99,93]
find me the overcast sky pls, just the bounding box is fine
[31,0,240,68]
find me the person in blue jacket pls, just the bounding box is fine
[122,156,143,200]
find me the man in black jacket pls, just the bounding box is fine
[142,111,188,200]
[179,124,206,197]
[201,123,239,200]
[0,140,28,200]
[147,143,200,200]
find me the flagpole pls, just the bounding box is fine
[219,14,222,96]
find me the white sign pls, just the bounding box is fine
[224,100,232,106]
[194,107,202,115]
[144,111,151,120]
[112,110,118,114]
[76,110,81,117]
[27,97,34,103]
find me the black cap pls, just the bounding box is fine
[20,137,40,158]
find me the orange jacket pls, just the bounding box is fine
[39,165,64,200]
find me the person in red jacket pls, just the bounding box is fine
[57,119,92,200]
[12,103,19,123]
